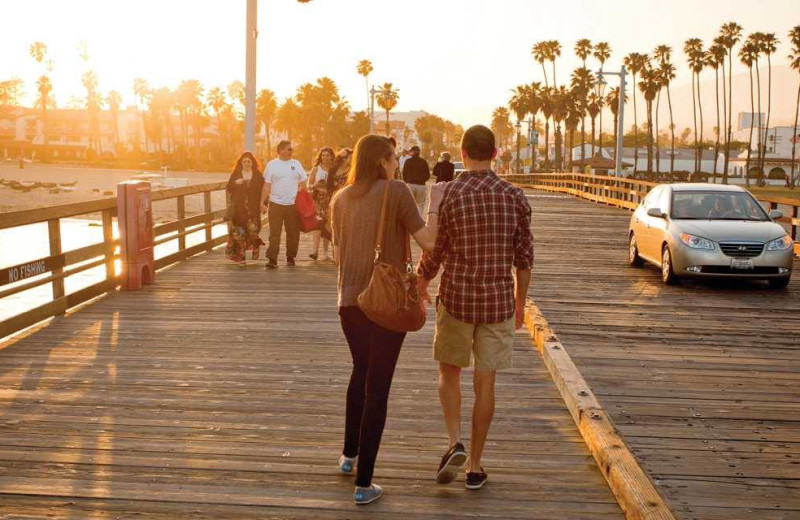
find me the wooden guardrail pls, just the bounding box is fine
[0,181,232,339]
[507,172,800,257]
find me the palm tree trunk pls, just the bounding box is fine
[612,112,618,161]
[697,72,705,174]
[541,64,549,89]
[724,52,734,180]
[544,119,550,167]
[591,117,596,159]
[668,84,675,177]
[691,72,699,173]
[385,109,390,136]
[792,82,800,188]
[764,54,773,179]
[655,89,661,178]
[632,73,639,173]
[569,127,575,170]
[580,114,586,164]
[746,66,755,186]
[755,61,763,183]
[721,59,728,182]
[713,66,721,183]
[646,100,653,176]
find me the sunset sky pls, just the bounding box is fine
[2,0,799,129]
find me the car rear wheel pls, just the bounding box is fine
[661,246,679,285]
[768,277,790,290]
[629,234,644,267]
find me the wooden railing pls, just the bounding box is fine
[0,181,232,339]
[507,172,800,257]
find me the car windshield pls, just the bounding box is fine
[670,191,769,221]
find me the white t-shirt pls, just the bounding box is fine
[265,158,307,205]
[313,166,328,184]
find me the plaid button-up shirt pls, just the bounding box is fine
[418,170,534,324]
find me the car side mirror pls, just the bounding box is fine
[769,209,783,220]
[647,207,666,218]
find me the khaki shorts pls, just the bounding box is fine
[433,301,515,371]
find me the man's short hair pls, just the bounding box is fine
[277,140,292,153]
[388,136,397,147]
[461,125,495,161]
[410,145,421,153]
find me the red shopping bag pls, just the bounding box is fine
[295,190,321,233]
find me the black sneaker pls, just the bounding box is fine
[465,468,488,490]
[265,260,278,269]
[435,442,467,484]
[287,258,296,266]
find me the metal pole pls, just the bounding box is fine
[516,121,521,173]
[244,0,257,152]
[615,66,627,178]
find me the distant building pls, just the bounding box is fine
[737,112,766,131]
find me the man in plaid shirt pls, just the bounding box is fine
[417,125,533,490]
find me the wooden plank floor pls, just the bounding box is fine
[0,233,623,519]
[529,191,800,520]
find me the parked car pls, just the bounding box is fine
[628,183,793,288]
[453,161,466,177]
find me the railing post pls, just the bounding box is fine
[177,195,186,252]
[792,205,798,242]
[48,219,65,309]
[102,209,115,283]
[204,191,213,251]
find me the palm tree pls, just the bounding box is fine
[30,42,50,155]
[275,97,300,142]
[594,42,611,150]
[605,86,627,163]
[552,86,570,169]
[175,80,203,151]
[548,40,562,86]
[106,90,122,153]
[789,26,800,187]
[532,42,550,88]
[707,43,726,182]
[575,39,593,68]
[658,59,676,176]
[356,59,373,123]
[638,65,661,177]
[133,78,152,153]
[740,39,759,185]
[206,87,226,154]
[81,70,102,156]
[256,89,278,158]
[570,67,594,164]
[491,107,513,152]
[758,33,779,180]
[509,85,530,172]
[539,88,553,167]
[624,53,648,172]
[684,38,704,173]
[713,36,730,181]
[587,91,602,158]
[720,22,743,180]
[565,91,581,170]
[375,83,399,137]
[527,82,543,167]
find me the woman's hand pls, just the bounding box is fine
[235,178,245,185]
[429,182,447,213]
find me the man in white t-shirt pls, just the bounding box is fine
[260,140,308,268]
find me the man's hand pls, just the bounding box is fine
[515,300,526,330]
[417,276,432,304]
[429,182,447,214]
[260,203,268,214]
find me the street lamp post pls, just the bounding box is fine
[597,66,627,177]
[369,86,376,134]
[244,0,257,153]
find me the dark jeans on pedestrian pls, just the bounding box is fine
[339,306,406,488]
[267,202,299,262]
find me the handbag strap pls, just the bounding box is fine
[374,180,391,262]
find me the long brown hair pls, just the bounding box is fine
[314,146,335,167]
[346,134,395,196]
[326,147,353,193]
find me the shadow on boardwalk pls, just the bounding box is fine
[529,190,800,520]
[0,233,621,519]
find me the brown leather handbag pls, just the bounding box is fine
[357,181,427,333]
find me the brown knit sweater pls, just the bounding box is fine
[331,179,426,307]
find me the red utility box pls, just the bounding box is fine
[117,181,155,290]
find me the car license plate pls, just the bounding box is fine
[730,258,754,270]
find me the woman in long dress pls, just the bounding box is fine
[308,147,334,260]
[225,152,265,266]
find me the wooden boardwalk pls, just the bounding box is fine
[0,235,623,519]
[529,191,800,520]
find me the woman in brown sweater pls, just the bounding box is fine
[331,134,444,504]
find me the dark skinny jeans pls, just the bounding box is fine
[267,202,299,262]
[339,306,406,487]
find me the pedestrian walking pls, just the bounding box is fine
[224,152,266,266]
[401,145,431,215]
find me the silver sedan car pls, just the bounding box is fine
[628,183,794,288]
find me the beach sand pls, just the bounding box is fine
[0,163,231,222]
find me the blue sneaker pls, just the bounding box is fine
[338,455,357,474]
[354,483,383,505]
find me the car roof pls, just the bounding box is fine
[662,183,747,193]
